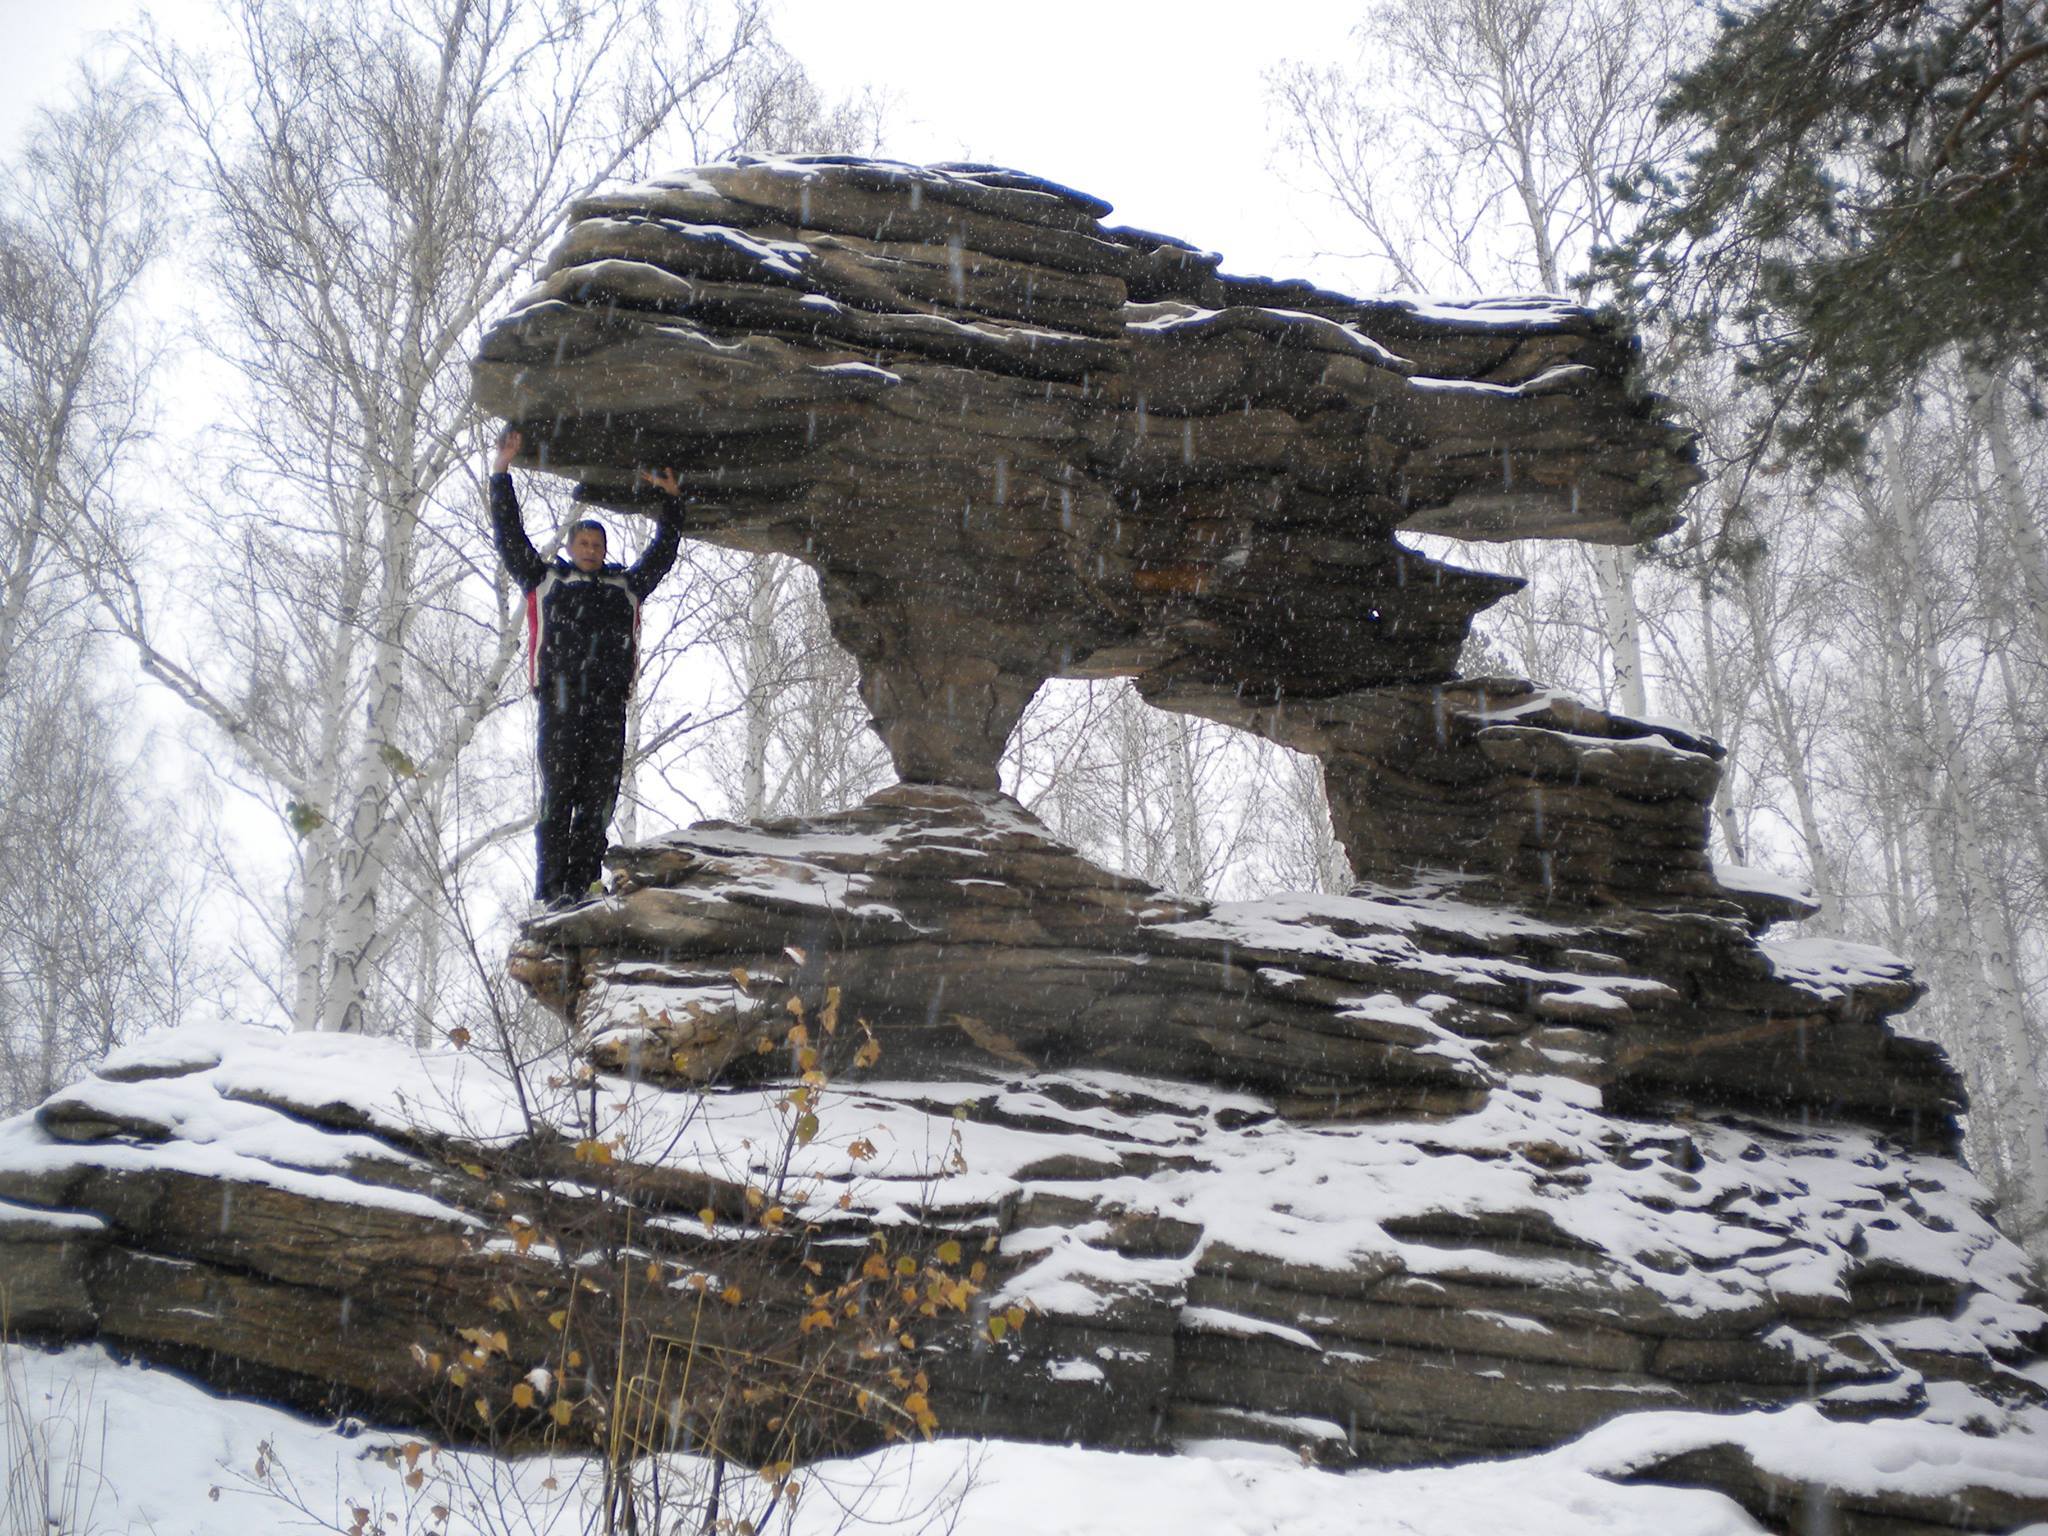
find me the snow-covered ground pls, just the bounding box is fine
[11,1342,2044,1536]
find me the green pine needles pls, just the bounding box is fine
[1602,0,2048,469]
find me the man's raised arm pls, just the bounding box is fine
[488,429,550,591]
[627,466,687,599]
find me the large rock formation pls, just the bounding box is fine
[2,158,2043,1535]
[472,156,1696,797]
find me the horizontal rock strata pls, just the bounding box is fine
[472,156,1698,789]
[1,790,2037,1530]
[1151,676,1783,916]
[523,786,1951,1140]
[2,1005,2040,1533]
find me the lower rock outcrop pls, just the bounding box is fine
[3,791,2042,1533]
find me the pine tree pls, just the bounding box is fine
[1605,0,2048,468]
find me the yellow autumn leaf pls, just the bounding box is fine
[511,1383,535,1410]
[548,1310,567,1331]
[936,1239,961,1265]
[988,1315,1008,1342]
[1005,1306,1027,1330]
[549,1399,573,1428]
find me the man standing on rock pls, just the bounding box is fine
[490,428,685,908]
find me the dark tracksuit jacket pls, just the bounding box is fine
[490,473,682,901]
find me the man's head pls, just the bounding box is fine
[567,519,607,572]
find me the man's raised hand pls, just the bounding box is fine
[641,466,683,499]
[492,428,523,475]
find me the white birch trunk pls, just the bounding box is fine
[740,557,780,820]
[411,901,442,1049]
[289,822,337,1033]
[1596,545,1649,718]
[617,699,643,845]
[1966,363,2048,661]
[1167,718,1206,898]
[1736,566,1838,925]
[321,467,422,1033]
[0,516,45,695]
[1688,509,1748,865]
[1883,417,2048,1249]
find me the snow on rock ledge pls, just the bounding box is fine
[0,1009,2041,1530]
[3,789,2041,1531]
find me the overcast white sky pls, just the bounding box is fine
[1,0,1376,292]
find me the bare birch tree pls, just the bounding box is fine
[1002,681,1290,901]
[0,648,219,1114]
[0,72,160,697]
[82,0,767,1032]
[0,73,223,1110]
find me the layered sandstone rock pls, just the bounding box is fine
[1,860,2042,1532]
[472,156,1696,792]
[524,785,1947,1139]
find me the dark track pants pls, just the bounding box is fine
[536,692,628,902]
